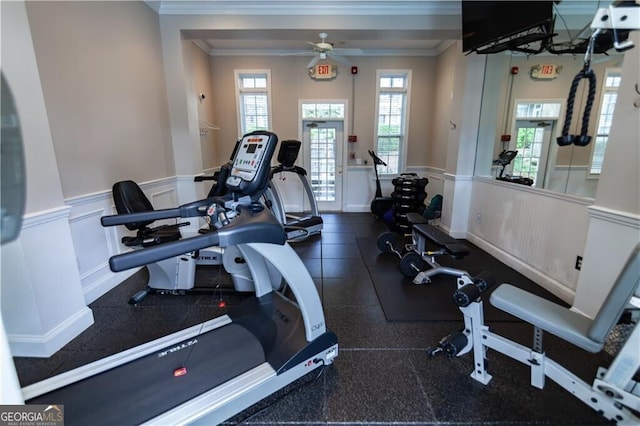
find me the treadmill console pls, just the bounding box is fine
[226,131,278,196]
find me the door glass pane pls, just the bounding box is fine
[513,126,544,184]
[310,128,336,202]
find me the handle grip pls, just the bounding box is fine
[110,231,219,272]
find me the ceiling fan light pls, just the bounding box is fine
[320,52,327,59]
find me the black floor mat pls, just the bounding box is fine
[357,236,568,322]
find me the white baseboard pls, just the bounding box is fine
[342,204,370,213]
[8,307,94,358]
[83,266,140,305]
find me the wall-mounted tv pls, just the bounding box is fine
[462,1,554,53]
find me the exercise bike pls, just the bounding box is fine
[112,139,259,304]
[368,150,395,220]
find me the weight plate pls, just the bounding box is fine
[399,251,425,277]
[377,232,402,253]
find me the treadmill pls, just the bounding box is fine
[21,130,339,425]
[263,139,323,241]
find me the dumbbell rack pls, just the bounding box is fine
[388,173,428,233]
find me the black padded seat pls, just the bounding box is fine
[112,180,182,247]
[413,223,470,259]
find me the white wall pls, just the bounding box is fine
[572,32,640,317]
[1,1,93,357]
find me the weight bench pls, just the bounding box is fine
[376,212,472,282]
[428,243,640,425]
[407,212,471,284]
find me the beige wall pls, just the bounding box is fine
[190,43,217,170]
[209,54,437,169]
[25,1,174,198]
[430,42,459,170]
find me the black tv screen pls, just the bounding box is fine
[462,1,554,53]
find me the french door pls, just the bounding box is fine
[302,121,343,211]
[512,120,554,187]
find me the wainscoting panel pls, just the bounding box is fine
[467,178,592,302]
[3,206,94,356]
[66,178,177,303]
[343,166,436,213]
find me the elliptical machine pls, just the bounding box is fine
[262,140,323,241]
[368,150,395,220]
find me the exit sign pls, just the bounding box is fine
[531,64,562,80]
[309,64,337,80]
[317,64,331,77]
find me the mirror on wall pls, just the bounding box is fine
[474,51,623,199]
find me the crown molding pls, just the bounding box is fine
[147,0,461,16]
[207,48,439,57]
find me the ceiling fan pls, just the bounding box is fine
[285,32,362,68]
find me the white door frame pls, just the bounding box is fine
[509,99,564,187]
[298,99,349,212]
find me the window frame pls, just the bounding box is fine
[588,67,621,176]
[373,69,412,175]
[234,69,273,137]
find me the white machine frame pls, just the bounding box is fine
[434,246,640,425]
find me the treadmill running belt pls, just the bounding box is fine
[27,323,265,425]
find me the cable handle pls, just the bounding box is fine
[557,29,601,147]
[557,69,597,147]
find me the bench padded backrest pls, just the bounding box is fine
[587,243,640,343]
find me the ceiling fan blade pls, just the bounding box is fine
[332,48,363,55]
[327,52,351,66]
[307,56,321,68]
[280,50,314,57]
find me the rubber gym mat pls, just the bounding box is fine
[356,237,568,322]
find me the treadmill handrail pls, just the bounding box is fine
[101,198,217,227]
[270,165,307,177]
[109,231,219,272]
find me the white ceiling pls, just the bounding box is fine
[147,1,607,57]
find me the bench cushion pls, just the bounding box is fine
[490,284,603,353]
[406,212,428,225]
[413,223,457,245]
[444,243,470,258]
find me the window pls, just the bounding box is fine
[374,70,411,174]
[235,70,272,136]
[302,103,344,119]
[590,68,621,175]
